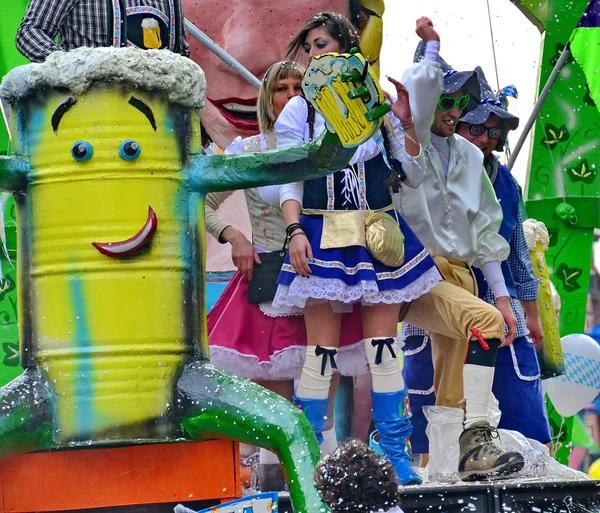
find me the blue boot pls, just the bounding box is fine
[293,395,329,444]
[368,430,384,456]
[371,389,422,485]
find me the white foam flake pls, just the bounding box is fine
[523,219,550,251]
[0,46,206,109]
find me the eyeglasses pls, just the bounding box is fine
[437,95,470,112]
[468,124,503,140]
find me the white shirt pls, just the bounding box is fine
[275,96,426,206]
[394,58,510,297]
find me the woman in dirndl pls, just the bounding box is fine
[272,12,442,485]
[205,61,364,486]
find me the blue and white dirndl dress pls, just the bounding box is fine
[272,127,441,311]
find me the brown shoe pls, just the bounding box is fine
[458,423,525,481]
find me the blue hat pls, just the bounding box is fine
[413,41,480,99]
[459,66,519,131]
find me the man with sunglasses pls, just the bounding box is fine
[382,22,523,481]
[399,67,552,476]
[456,68,551,442]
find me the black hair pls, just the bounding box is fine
[381,127,405,192]
[200,124,212,147]
[314,439,403,513]
[286,12,361,61]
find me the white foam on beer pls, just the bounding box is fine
[0,46,206,109]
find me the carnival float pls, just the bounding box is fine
[0,0,598,512]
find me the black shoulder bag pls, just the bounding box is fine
[247,98,314,304]
[247,242,287,305]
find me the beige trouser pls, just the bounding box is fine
[401,257,505,408]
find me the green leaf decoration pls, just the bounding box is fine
[0,275,15,302]
[583,83,596,107]
[547,228,559,248]
[550,42,575,67]
[555,263,583,293]
[2,342,19,367]
[541,123,569,149]
[567,159,597,184]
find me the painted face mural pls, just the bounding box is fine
[184,0,350,149]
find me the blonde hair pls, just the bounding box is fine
[257,61,305,133]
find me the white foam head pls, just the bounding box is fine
[0,46,206,109]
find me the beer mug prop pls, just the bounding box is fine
[303,50,391,148]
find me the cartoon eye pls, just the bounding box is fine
[119,140,141,160]
[71,141,94,162]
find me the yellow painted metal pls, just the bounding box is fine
[524,220,564,378]
[15,87,203,440]
[358,0,385,78]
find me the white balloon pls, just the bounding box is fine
[546,334,600,417]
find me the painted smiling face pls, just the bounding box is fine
[184,0,349,149]
[11,83,205,441]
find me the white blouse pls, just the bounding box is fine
[275,95,426,206]
[394,56,510,297]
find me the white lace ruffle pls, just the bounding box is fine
[273,266,441,309]
[209,338,368,379]
[259,301,304,318]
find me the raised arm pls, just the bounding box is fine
[384,79,425,188]
[402,18,443,148]
[0,156,30,192]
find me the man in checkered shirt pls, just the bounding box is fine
[16,0,189,63]
[402,67,551,462]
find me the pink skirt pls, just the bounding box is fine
[208,272,367,380]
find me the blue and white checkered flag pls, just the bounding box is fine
[498,85,518,108]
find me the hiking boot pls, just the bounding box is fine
[458,423,524,481]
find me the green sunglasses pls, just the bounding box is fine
[438,94,470,112]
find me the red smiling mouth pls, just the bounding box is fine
[92,206,158,257]
[209,97,259,131]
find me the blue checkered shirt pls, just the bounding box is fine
[403,175,539,340]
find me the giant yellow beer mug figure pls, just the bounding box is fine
[0,47,388,512]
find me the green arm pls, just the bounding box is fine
[0,156,30,192]
[186,131,355,194]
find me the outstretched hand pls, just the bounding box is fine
[386,77,412,125]
[416,17,439,42]
[496,296,517,346]
[289,233,313,277]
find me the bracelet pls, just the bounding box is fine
[401,118,414,130]
[289,231,306,241]
[286,222,305,237]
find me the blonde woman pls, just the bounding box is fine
[206,61,364,486]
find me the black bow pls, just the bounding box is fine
[371,338,396,365]
[390,158,407,182]
[315,346,338,376]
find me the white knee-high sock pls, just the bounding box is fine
[364,336,404,393]
[320,427,338,455]
[463,363,495,428]
[296,345,336,399]
[259,448,280,465]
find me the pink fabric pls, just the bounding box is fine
[208,272,366,380]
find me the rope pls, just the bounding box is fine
[485,0,501,92]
